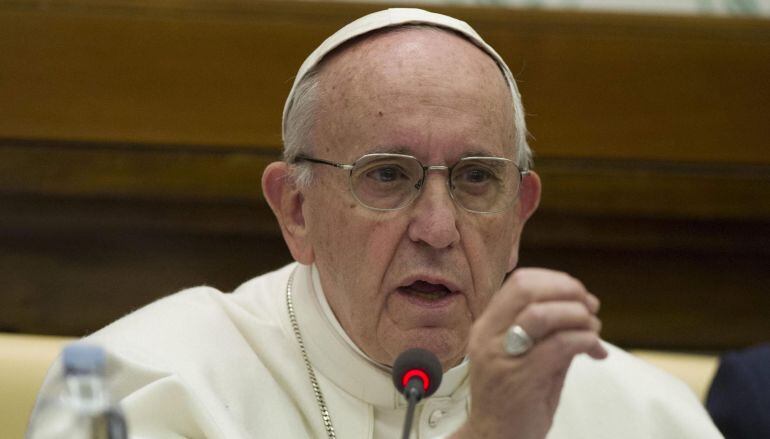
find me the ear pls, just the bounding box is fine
[262,161,315,265]
[507,170,542,271]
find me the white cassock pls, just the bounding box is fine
[33,263,722,438]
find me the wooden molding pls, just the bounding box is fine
[1,1,769,162]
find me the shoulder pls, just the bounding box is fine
[85,262,298,369]
[42,263,311,437]
[551,342,722,438]
[707,344,770,438]
[567,343,694,397]
[561,342,701,414]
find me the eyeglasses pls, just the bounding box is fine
[293,153,529,214]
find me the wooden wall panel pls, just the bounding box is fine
[1,201,767,349]
[0,140,271,201]
[2,2,769,163]
[0,0,768,350]
[0,4,293,146]
[2,141,768,220]
[482,12,770,164]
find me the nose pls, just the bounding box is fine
[407,173,461,249]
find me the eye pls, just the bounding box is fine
[464,168,492,183]
[456,165,496,185]
[366,164,408,183]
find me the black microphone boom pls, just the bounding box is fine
[392,348,443,439]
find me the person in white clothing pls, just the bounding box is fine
[32,8,722,439]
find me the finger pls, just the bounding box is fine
[585,292,601,314]
[514,301,602,341]
[481,268,596,336]
[588,340,609,359]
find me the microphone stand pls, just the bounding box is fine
[401,380,421,439]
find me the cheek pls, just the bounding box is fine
[462,216,517,310]
[306,174,354,230]
[306,190,406,287]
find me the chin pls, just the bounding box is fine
[391,328,465,369]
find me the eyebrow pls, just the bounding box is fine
[364,145,412,155]
[460,150,499,158]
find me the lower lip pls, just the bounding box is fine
[396,288,460,309]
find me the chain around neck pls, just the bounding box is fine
[286,266,337,439]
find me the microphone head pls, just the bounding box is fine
[392,348,443,398]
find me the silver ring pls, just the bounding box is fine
[504,325,534,356]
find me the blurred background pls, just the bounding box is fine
[1,0,768,351]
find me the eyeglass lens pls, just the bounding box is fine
[349,155,520,213]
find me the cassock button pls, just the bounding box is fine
[428,409,446,428]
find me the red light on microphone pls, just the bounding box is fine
[402,369,430,391]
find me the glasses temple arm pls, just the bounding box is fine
[294,155,353,170]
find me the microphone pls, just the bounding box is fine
[392,348,443,439]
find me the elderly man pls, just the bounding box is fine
[33,8,720,439]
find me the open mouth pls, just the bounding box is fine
[398,280,453,301]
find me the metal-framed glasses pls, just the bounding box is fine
[293,153,529,214]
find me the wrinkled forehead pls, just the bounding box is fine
[282,8,517,140]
